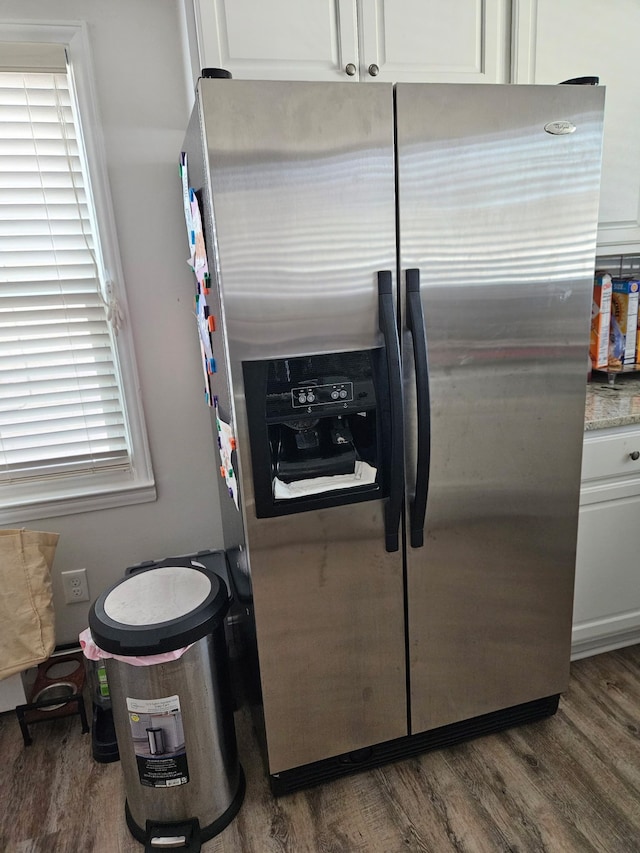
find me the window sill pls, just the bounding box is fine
[0,474,157,525]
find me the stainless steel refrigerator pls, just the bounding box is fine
[181,76,604,793]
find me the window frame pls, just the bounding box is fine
[0,21,155,523]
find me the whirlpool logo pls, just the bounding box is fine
[544,120,577,135]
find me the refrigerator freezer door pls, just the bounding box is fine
[396,83,604,734]
[198,80,406,773]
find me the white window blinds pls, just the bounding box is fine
[0,46,131,485]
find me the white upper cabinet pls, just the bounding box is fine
[513,0,640,253]
[191,0,510,84]
[358,0,510,83]
[192,0,359,81]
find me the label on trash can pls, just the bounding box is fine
[126,695,189,788]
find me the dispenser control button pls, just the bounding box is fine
[306,392,316,403]
[331,391,340,400]
[298,394,307,404]
[339,389,348,399]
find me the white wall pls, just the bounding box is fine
[0,0,223,644]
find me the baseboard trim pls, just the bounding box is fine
[571,627,640,660]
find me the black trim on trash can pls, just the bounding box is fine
[89,564,230,656]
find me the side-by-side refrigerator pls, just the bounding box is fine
[182,76,604,793]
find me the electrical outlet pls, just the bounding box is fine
[61,568,90,604]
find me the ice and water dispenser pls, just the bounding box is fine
[243,349,390,517]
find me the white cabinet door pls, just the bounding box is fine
[192,0,359,81]
[574,497,640,658]
[573,427,640,658]
[192,0,510,84]
[513,0,640,252]
[357,0,510,83]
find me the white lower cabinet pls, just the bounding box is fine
[573,426,640,658]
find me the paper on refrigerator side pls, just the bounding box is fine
[179,152,192,248]
[180,152,209,291]
[273,461,377,500]
[196,293,214,362]
[215,399,239,510]
[199,338,214,407]
[189,189,209,290]
[181,152,215,405]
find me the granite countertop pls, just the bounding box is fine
[585,374,640,431]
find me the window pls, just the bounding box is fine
[0,26,154,522]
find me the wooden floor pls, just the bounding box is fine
[1,645,639,853]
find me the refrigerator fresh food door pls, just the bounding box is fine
[396,83,604,734]
[198,80,407,773]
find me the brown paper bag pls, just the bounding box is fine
[0,529,59,680]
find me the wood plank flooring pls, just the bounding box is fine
[1,645,639,852]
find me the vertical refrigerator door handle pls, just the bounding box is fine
[406,268,430,548]
[378,270,404,553]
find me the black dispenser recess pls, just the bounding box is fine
[243,350,391,518]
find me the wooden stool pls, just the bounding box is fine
[15,652,89,746]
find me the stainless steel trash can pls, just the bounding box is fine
[89,562,244,852]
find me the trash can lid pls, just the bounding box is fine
[89,564,229,656]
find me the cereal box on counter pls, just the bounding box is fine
[611,279,640,367]
[590,272,612,370]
